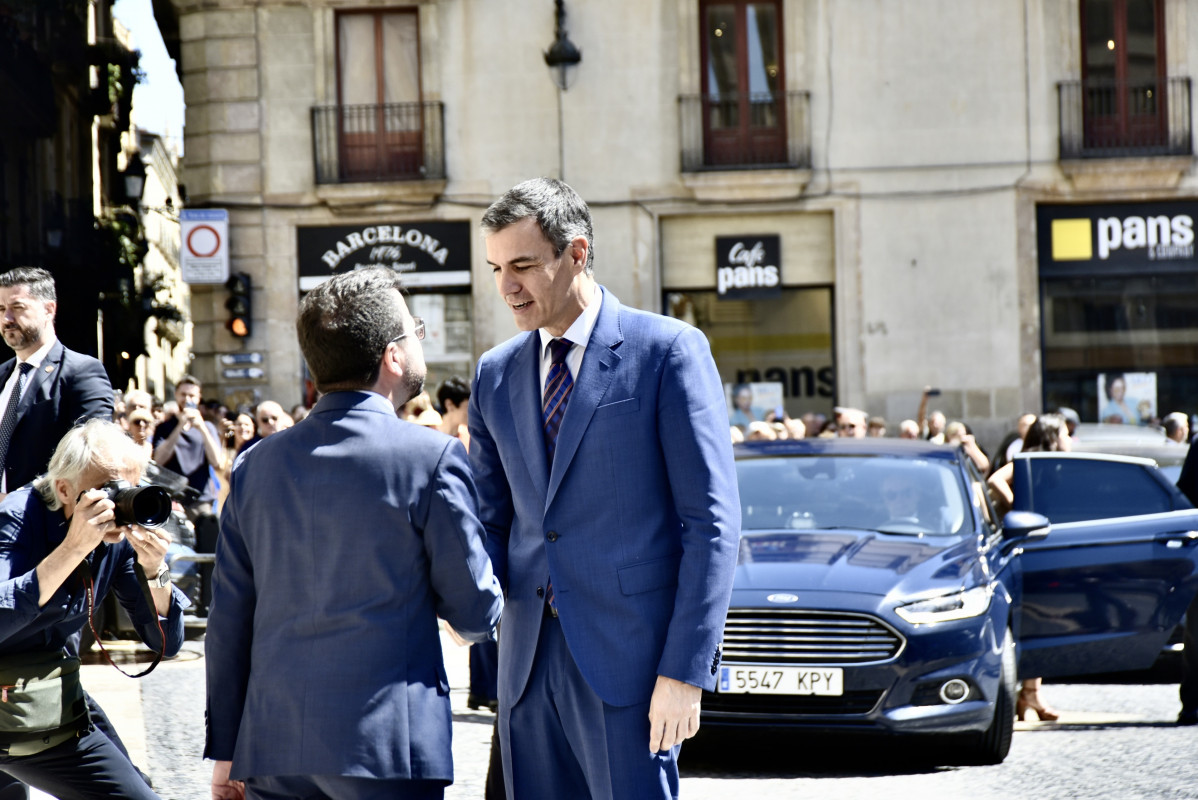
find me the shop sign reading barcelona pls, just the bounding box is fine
[297,221,471,290]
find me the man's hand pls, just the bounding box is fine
[648,675,702,753]
[63,489,120,552]
[211,760,244,800]
[180,405,204,432]
[126,524,170,572]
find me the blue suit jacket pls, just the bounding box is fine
[204,391,504,782]
[0,340,113,491]
[469,287,740,708]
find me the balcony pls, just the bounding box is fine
[1058,77,1192,159]
[312,102,445,185]
[679,91,810,172]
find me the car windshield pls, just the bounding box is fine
[736,455,970,536]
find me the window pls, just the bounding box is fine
[1027,458,1173,522]
[666,287,834,420]
[1081,0,1166,150]
[700,0,786,166]
[335,10,424,181]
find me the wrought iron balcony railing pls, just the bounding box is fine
[1058,77,1192,159]
[679,91,811,172]
[312,101,445,184]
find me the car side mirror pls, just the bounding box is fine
[1001,510,1050,548]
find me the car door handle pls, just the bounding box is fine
[1155,531,1198,548]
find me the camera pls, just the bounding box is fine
[102,481,172,528]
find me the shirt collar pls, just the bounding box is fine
[538,283,601,357]
[19,336,56,371]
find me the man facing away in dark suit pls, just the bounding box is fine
[205,267,504,800]
[0,267,113,500]
[470,178,741,800]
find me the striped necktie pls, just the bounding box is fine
[0,362,33,477]
[542,338,574,464]
[542,339,573,617]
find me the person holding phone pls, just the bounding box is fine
[152,375,224,616]
[916,386,947,443]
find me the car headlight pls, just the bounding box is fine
[895,585,993,625]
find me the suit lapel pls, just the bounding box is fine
[17,341,62,416]
[546,288,623,505]
[507,332,550,500]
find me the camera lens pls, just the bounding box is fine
[104,482,172,528]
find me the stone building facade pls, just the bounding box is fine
[155,0,1198,447]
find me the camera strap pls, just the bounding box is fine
[82,562,166,679]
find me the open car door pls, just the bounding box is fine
[1011,453,1198,679]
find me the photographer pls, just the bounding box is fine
[153,376,222,617]
[152,376,223,522]
[0,419,187,797]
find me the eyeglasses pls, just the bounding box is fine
[883,487,916,502]
[389,317,425,345]
[129,419,150,427]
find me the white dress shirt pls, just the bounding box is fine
[0,337,57,492]
[537,284,602,390]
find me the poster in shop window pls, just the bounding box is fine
[1096,372,1157,425]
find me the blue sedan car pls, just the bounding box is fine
[705,438,1198,764]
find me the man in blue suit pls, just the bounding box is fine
[470,178,741,799]
[205,267,504,800]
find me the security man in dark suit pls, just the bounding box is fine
[0,267,113,497]
[1175,435,1198,725]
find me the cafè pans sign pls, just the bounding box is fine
[716,234,782,300]
[297,221,471,291]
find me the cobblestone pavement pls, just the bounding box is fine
[31,639,1198,800]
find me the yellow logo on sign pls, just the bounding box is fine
[1051,219,1093,261]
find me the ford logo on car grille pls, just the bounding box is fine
[766,593,799,604]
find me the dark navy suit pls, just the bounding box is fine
[0,341,113,492]
[469,288,740,799]
[205,391,503,796]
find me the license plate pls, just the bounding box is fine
[718,665,844,696]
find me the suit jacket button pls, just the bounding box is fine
[546,530,559,542]
[536,586,545,598]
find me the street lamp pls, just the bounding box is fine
[544,0,581,91]
[122,151,146,206]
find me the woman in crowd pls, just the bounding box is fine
[988,414,1069,722]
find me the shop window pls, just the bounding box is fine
[335,10,424,181]
[665,287,834,422]
[1041,274,1198,422]
[407,292,473,390]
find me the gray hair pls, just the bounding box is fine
[34,419,149,510]
[481,178,595,275]
[0,267,56,304]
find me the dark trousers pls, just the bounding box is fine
[190,507,219,614]
[0,693,150,799]
[1181,594,1198,711]
[244,774,445,800]
[469,640,499,704]
[0,727,158,800]
[499,612,679,800]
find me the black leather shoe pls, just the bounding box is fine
[1177,708,1198,726]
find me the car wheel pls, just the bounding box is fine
[960,626,1017,765]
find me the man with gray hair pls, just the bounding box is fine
[1164,411,1189,444]
[206,267,502,800]
[472,178,739,799]
[0,419,186,796]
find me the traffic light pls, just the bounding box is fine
[225,272,252,338]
